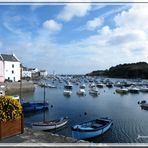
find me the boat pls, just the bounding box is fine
[32,117,68,130]
[77,88,86,96]
[141,103,148,110]
[46,84,57,88]
[64,82,73,90]
[116,88,128,94]
[106,83,113,88]
[32,85,68,131]
[63,83,72,96]
[63,89,72,96]
[22,102,49,112]
[80,84,86,89]
[89,86,99,95]
[140,86,148,93]
[96,83,105,88]
[128,85,139,93]
[138,100,148,110]
[71,117,113,140]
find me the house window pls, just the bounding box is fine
[12,64,14,68]
[12,70,14,74]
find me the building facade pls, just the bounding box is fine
[1,54,20,82]
[0,55,4,83]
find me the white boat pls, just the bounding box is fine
[63,89,72,96]
[32,117,68,130]
[80,84,86,89]
[140,86,148,92]
[47,84,57,88]
[32,85,68,131]
[128,85,140,93]
[89,86,99,95]
[77,88,86,96]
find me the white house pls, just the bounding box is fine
[22,66,32,78]
[40,70,48,77]
[1,54,20,82]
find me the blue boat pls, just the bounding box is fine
[71,117,113,140]
[22,102,49,112]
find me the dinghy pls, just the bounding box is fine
[72,117,113,140]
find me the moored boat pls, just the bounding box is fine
[22,102,49,112]
[116,88,128,94]
[72,117,113,140]
[89,86,99,95]
[128,86,140,93]
[32,117,68,130]
[77,88,86,96]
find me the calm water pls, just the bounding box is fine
[16,78,148,143]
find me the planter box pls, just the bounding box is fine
[0,115,24,139]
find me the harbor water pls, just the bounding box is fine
[12,77,148,143]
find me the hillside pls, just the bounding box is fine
[86,62,148,79]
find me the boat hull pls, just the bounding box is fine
[32,118,68,131]
[72,118,113,140]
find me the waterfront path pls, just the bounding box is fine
[0,128,88,145]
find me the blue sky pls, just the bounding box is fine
[0,4,148,74]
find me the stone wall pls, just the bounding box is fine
[4,80,35,94]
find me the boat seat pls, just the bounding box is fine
[91,123,102,128]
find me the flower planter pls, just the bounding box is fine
[0,114,24,139]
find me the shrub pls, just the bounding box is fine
[0,96,22,122]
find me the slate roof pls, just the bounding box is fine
[1,54,19,62]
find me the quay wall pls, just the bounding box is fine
[4,80,35,94]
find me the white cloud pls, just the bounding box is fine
[114,5,148,30]
[57,4,91,21]
[86,17,104,30]
[3,5,148,74]
[43,20,62,32]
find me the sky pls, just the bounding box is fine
[0,3,148,74]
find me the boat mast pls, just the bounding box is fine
[20,64,22,103]
[43,85,46,122]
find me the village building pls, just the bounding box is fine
[39,70,48,77]
[22,66,32,79]
[0,55,5,83]
[0,54,21,82]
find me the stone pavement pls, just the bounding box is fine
[0,128,88,146]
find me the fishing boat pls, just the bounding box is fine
[22,102,49,112]
[72,117,113,140]
[32,85,68,130]
[32,117,68,130]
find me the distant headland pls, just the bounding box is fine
[86,62,148,79]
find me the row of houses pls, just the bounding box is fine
[0,53,48,83]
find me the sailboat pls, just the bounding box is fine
[32,85,68,131]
